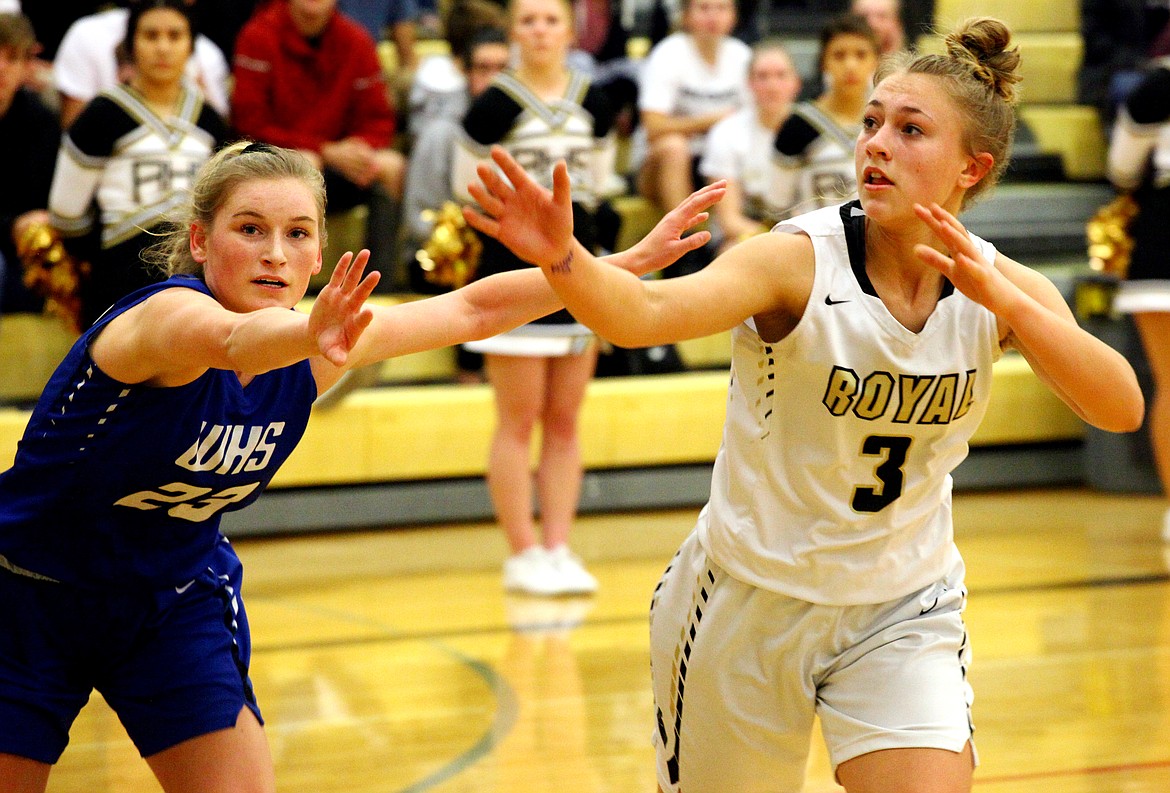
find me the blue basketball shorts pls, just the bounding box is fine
[0,537,262,763]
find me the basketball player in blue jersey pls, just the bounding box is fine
[467,18,1145,793]
[0,140,724,793]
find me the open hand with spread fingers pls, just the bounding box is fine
[912,202,1014,315]
[625,178,727,277]
[309,249,381,366]
[462,145,575,269]
[463,145,727,276]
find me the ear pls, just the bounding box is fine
[189,222,208,263]
[959,152,994,189]
[313,246,323,275]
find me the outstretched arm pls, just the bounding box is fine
[335,150,726,376]
[913,203,1144,433]
[463,145,725,277]
[93,251,382,388]
[464,146,807,347]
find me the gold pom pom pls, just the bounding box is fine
[1086,193,1139,278]
[16,222,90,334]
[416,202,482,290]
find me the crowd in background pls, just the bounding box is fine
[0,0,920,324]
[1,0,1168,589]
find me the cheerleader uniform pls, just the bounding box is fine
[1109,60,1170,312]
[773,101,860,220]
[454,69,616,355]
[48,82,228,328]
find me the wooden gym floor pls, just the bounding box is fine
[43,487,1170,792]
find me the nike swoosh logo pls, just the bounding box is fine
[175,580,195,594]
[825,296,850,305]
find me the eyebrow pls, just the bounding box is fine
[866,98,931,119]
[230,210,317,224]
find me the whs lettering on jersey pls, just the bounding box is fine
[113,422,286,522]
[177,421,286,474]
[822,366,978,425]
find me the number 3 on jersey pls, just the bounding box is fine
[852,435,911,513]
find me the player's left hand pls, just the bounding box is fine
[462,145,575,270]
[625,179,727,277]
[310,249,380,366]
[912,203,1012,314]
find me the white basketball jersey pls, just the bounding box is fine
[697,201,1002,605]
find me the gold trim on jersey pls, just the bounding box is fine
[491,69,592,132]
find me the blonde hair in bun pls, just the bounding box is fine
[875,17,1021,207]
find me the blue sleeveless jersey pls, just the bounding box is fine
[0,276,317,588]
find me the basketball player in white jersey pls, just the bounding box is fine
[465,17,1145,793]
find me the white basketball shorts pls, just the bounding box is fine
[649,530,975,793]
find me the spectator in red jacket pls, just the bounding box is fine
[232,0,405,210]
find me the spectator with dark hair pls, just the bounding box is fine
[773,13,879,218]
[407,0,508,137]
[52,0,230,128]
[0,11,58,314]
[49,0,228,328]
[402,27,509,294]
[232,0,406,217]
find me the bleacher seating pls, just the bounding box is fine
[0,0,1129,532]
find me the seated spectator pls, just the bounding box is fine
[402,26,509,286]
[233,0,406,215]
[634,0,750,215]
[53,0,230,128]
[49,0,228,328]
[0,0,53,96]
[338,0,419,75]
[0,11,58,314]
[773,13,878,218]
[407,0,508,138]
[851,0,905,56]
[699,39,800,254]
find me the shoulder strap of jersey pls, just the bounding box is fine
[795,102,856,152]
[838,200,954,299]
[493,70,593,130]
